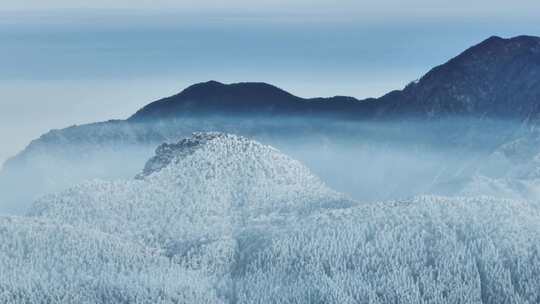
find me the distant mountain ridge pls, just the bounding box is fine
[129,81,366,121]
[377,35,540,118]
[130,35,540,121]
[9,133,540,302]
[2,34,540,213]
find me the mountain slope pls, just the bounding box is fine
[377,35,540,118]
[2,35,540,212]
[0,216,216,303]
[10,133,540,303]
[129,81,366,121]
[31,133,352,250]
[129,35,540,121]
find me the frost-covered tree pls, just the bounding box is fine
[0,216,217,304]
[2,133,539,303]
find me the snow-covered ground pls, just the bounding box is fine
[2,133,540,303]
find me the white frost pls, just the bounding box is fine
[1,133,539,303]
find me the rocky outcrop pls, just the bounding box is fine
[137,132,225,178]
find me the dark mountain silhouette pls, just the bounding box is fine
[130,35,540,122]
[376,35,540,118]
[2,35,540,213]
[129,81,367,121]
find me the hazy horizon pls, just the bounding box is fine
[3,3,540,300]
[1,2,540,164]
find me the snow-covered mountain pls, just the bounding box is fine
[2,133,540,303]
[0,216,216,304]
[2,35,540,211]
[31,133,352,250]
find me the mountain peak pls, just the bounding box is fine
[126,35,540,121]
[481,35,504,44]
[379,35,540,117]
[181,80,226,94]
[136,132,225,178]
[470,35,540,53]
[478,35,540,45]
[177,81,297,100]
[128,81,364,121]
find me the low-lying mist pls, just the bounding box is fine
[0,115,531,215]
[281,140,478,201]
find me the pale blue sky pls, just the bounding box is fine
[2,0,539,18]
[1,1,540,164]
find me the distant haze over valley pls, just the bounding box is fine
[0,5,539,164]
[2,34,540,214]
[4,3,540,302]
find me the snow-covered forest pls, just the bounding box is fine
[2,133,540,303]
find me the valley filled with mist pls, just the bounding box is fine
[2,34,540,303]
[0,116,530,215]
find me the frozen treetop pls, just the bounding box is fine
[4,132,540,302]
[32,132,352,250]
[0,216,216,303]
[137,132,227,178]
